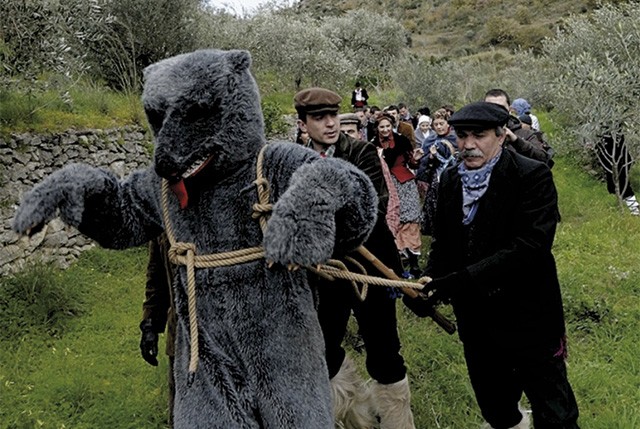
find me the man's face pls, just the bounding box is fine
[355,110,367,126]
[456,127,505,169]
[484,95,510,112]
[399,106,408,117]
[340,123,359,139]
[385,109,399,125]
[298,112,340,145]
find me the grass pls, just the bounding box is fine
[1,156,640,428]
[0,248,169,429]
[0,85,147,136]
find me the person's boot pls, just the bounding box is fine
[480,407,531,429]
[331,357,376,429]
[371,376,416,429]
[624,195,640,215]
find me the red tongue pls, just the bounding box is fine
[169,179,189,209]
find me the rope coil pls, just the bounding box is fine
[160,144,433,380]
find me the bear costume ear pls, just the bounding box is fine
[227,50,252,71]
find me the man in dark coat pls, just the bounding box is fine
[484,89,554,168]
[295,87,415,429]
[140,233,177,427]
[404,101,580,429]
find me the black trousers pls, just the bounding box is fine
[316,277,406,385]
[463,339,580,429]
[168,355,175,428]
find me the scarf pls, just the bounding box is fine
[306,138,336,158]
[458,151,502,225]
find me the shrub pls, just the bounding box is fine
[261,100,289,138]
[0,263,86,342]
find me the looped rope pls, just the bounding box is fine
[160,147,270,379]
[307,263,425,292]
[252,148,273,231]
[160,144,428,380]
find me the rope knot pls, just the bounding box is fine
[168,241,197,264]
[252,202,273,219]
[252,176,272,231]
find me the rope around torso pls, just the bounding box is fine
[160,144,425,380]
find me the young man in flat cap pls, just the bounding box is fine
[294,87,416,429]
[404,101,580,429]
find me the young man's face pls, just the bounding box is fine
[355,110,367,126]
[456,127,505,169]
[433,118,449,136]
[340,123,359,139]
[298,112,340,145]
[399,106,408,117]
[484,95,510,112]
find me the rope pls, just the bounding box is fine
[159,144,427,380]
[160,146,273,379]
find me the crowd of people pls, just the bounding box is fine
[141,85,584,429]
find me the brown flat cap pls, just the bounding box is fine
[294,87,342,114]
[339,113,360,125]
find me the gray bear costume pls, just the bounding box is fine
[12,49,379,428]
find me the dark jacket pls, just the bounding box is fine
[397,121,417,149]
[351,88,369,107]
[425,149,566,349]
[142,233,176,356]
[332,133,401,273]
[507,116,554,167]
[372,132,416,170]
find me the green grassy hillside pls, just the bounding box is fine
[297,0,615,58]
[1,156,640,428]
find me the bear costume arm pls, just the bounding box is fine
[12,163,163,248]
[263,144,378,267]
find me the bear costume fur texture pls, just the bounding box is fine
[12,49,379,428]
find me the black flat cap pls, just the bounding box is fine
[448,101,510,129]
[294,87,342,115]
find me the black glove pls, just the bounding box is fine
[402,292,438,318]
[403,270,468,317]
[139,319,159,366]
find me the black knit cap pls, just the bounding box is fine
[519,114,532,126]
[294,87,342,115]
[448,101,510,129]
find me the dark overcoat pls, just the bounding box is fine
[425,148,566,350]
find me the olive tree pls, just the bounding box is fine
[539,3,640,204]
[0,0,107,85]
[391,50,531,111]
[82,0,206,92]
[196,8,410,92]
[320,10,410,89]
[235,13,351,90]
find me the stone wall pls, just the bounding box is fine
[0,126,152,275]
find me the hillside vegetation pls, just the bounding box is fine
[297,0,614,57]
